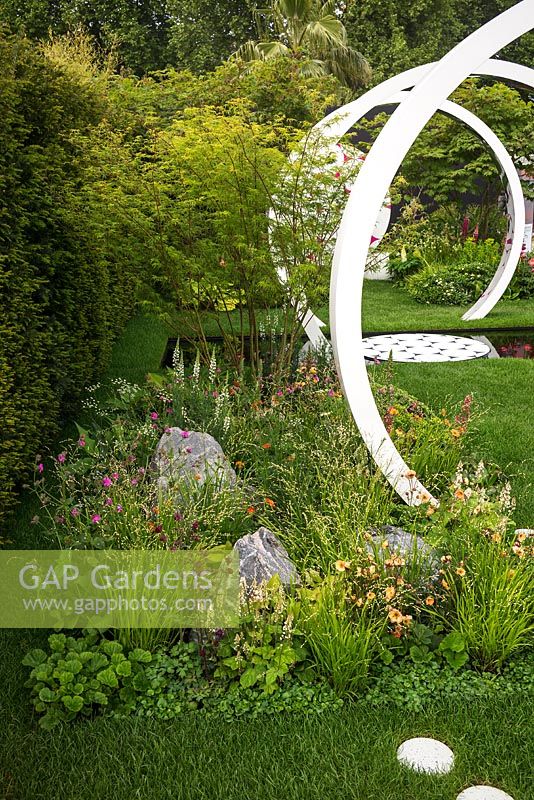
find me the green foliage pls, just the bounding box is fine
[0,32,151,521]
[234,0,371,92]
[364,656,534,713]
[299,577,386,697]
[406,256,534,306]
[406,262,495,305]
[425,468,534,672]
[387,253,424,284]
[401,81,534,238]
[344,0,534,86]
[214,578,310,694]
[23,631,153,730]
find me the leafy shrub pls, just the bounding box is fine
[406,261,494,305]
[504,255,534,300]
[387,253,424,283]
[24,630,340,728]
[0,33,148,521]
[425,466,534,672]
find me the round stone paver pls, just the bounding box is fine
[396,737,454,774]
[457,787,514,800]
[362,332,491,363]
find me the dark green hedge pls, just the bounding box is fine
[0,32,144,522]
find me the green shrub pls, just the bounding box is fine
[0,33,148,521]
[406,261,494,305]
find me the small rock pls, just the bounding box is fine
[369,524,437,563]
[397,737,454,774]
[152,427,236,494]
[234,527,300,589]
[457,788,514,800]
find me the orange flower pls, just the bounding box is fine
[366,591,376,601]
[264,497,276,509]
[455,566,466,577]
[246,506,255,514]
[262,443,271,450]
[388,407,399,416]
[404,469,417,479]
[194,473,202,481]
[384,586,396,601]
[451,428,462,438]
[235,460,245,469]
[425,596,435,606]
[454,488,465,501]
[388,608,403,624]
[441,579,450,590]
[335,559,351,572]
[491,532,502,543]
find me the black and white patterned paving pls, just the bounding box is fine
[362,333,491,363]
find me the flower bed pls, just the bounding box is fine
[25,347,534,728]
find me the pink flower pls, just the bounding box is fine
[37,463,44,474]
[91,514,101,524]
[164,427,171,434]
[174,512,183,521]
[116,505,123,513]
[57,453,66,464]
[71,507,80,517]
[78,438,86,447]
[104,497,113,506]
[150,412,159,420]
[102,476,112,488]
[111,472,119,481]
[185,447,192,454]
[166,407,173,414]
[180,430,190,439]
[130,478,138,486]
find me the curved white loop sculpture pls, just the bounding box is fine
[330,0,534,504]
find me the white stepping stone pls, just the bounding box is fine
[457,787,514,800]
[397,737,454,774]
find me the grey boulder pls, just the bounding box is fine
[369,525,435,560]
[234,527,300,589]
[152,427,236,494]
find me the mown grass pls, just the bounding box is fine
[383,359,534,526]
[173,281,534,338]
[1,696,532,800]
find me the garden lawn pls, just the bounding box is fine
[174,281,534,338]
[1,693,533,800]
[382,358,534,526]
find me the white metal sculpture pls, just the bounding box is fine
[294,81,530,351]
[329,0,534,504]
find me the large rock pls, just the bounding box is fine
[369,524,436,562]
[234,527,300,589]
[152,427,236,494]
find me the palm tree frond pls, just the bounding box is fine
[325,44,371,88]
[276,0,311,21]
[231,39,264,62]
[298,57,328,78]
[305,16,346,48]
[256,40,292,59]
